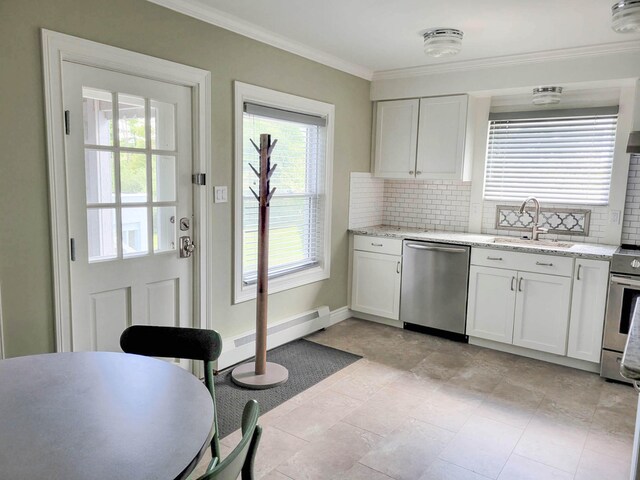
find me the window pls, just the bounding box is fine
[484,107,619,205]
[234,82,334,303]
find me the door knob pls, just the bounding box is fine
[179,236,195,258]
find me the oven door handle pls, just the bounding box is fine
[610,275,640,289]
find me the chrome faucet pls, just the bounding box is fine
[518,197,549,241]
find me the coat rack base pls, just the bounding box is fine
[230,361,289,390]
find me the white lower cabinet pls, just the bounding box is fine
[351,249,401,320]
[567,259,610,362]
[468,250,575,356]
[467,266,516,343]
[513,272,572,355]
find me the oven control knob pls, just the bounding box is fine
[632,259,640,269]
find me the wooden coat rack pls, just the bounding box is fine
[231,134,289,389]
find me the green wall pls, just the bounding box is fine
[0,0,372,357]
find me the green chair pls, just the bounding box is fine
[197,399,262,480]
[119,325,223,460]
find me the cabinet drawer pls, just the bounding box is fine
[354,235,402,255]
[471,248,574,277]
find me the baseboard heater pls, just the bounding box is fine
[216,305,330,370]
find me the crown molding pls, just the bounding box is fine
[147,0,373,80]
[372,41,640,81]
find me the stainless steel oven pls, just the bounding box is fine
[601,247,640,383]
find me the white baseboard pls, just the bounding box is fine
[469,337,600,373]
[329,306,352,326]
[217,305,351,370]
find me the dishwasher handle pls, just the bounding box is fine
[404,243,467,254]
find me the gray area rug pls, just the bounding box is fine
[214,339,361,438]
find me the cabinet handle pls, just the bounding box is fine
[396,261,401,274]
[510,276,516,291]
[535,261,554,267]
[371,242,383,247]
[518,277,524,292]
[487,256,503,261]
[577,264,582,281]
[416,171,422,175]
[409,170,414,175]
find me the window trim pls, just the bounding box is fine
[233,81,334,304]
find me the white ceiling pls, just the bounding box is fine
[152,0,640,79]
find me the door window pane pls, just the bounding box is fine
[122,207,149,257]
[83,88,113,146]
[150,100,176,151]
[87,208,117,262]
[153,207,176,253]
[152,155,176,202]
[120,152,147,203]
[85,150,115,204]
[118,94,146,149]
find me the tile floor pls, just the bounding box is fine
[193,318,637,480]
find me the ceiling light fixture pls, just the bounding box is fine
[612,0,640,32]
[423,28,464,58]
[532,86,563,105]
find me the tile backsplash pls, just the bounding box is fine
[383,179,471,232]
[349,166,636,245]
[348,173,384,229]
[622,155,640,245]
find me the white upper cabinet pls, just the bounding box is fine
[373,95,468,180]
[567,259,610,362]
[416,95,468,180]
[373,99,419,179]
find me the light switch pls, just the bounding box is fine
[214,186,228,203]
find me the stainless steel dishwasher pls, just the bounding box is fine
[400,240,470,341]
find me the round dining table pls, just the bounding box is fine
[0,351,214,480]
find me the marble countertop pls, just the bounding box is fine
[621,299,640,381]
[350,225,619,260]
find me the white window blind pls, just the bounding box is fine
[242,102,327,284]
[484,107,619,205]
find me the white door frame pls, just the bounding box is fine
[41,29,212,352]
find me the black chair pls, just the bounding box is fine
[197,399,262,480]
[120,325,223,461]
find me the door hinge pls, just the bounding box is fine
[70,238,76,261]
[192,173,206,186]
[64,110,70,135]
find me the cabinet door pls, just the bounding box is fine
[467,266,517,343]
[513,272,572,355]
[373,99,419,179]
[567,259,610,362]
[351,250,401,320]
[416,95,467,180]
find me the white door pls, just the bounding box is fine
[373,99,419,179]
[62,61,194,354]
[513,272,572,355]
[351,250,401,320]
[466,265,517,343]
[567,259,610,362]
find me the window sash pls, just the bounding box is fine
[241,111,325,283]
[484,111,618,205]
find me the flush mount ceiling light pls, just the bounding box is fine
[612,0,640,32]
[423,28,464,58]
[532,86,563,105]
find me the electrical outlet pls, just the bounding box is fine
[610,209,621,224]
[214,186,228,203]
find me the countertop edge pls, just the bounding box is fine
[349,227,617,260]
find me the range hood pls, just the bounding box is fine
[629,131,640,154]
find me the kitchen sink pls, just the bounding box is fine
[491,237,574,249]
